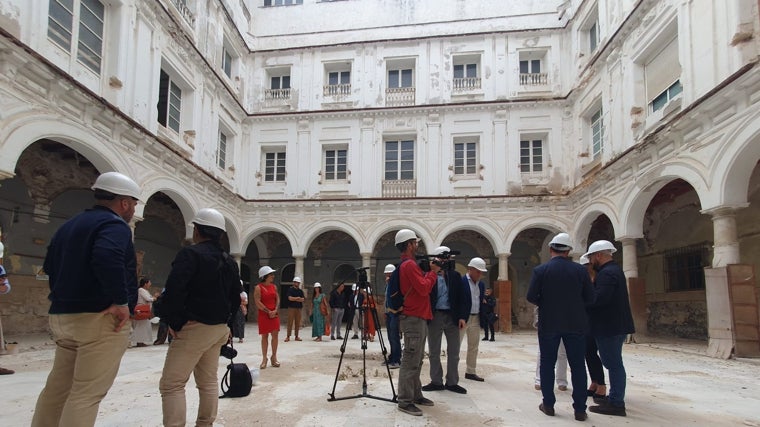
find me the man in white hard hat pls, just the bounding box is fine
[423,246,468,394]
[158,208,242,426]
[33,171,141,427]
[460,257,488,382]
[527,232,594,421]
[383,264,402,368]
[285,276,305,342]
[584,240,634,417]
[394,229,439,416]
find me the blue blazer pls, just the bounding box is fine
[526,256,594,334]
[461,274,487,318]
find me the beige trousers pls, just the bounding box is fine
[32,312,129,427]
[459,314,481,375]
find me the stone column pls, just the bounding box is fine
[497,252,510,281]
[703,206,745,267]
[231,253,243,269]
[362,252,371,283]
[620,237,640,279]
[294,255,304,280]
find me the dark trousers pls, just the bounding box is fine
[585,334,606,386]
[596,334,627,407]
[538,332,588,411]
[154,320,172,345]
[481,314,495,340]
[386,312,401,364]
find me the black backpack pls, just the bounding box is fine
[220,362,252,398]
[387,259,413,312]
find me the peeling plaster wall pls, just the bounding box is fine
[648,299,708,340]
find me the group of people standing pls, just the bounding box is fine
[527,232,635,421]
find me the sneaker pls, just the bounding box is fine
[398,403,422,416]
[589,402,626,417]
[388,363,400,369]
[445,384,467,394]
[575,411,588,421]
[539,403,555,416]
[414,397,434,406]
[465,373,484,382]
[421,383,445,391]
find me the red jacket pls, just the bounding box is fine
[399,255,437,320]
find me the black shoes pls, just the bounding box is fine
[593,394,607,404]
[575,411,588,421]
[445,384,467,394]
[465,373,484,382]
[489,338,495,341]
[414,397,434,406]
[589,402,626,417]
[351,335,359,339]
[398,403,422,416]
[539,403,555,416]
[421,383,445,391]
[482,337,489,341]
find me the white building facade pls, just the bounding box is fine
[0,0,759,356]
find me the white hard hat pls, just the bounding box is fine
[191,208,226,232]
[92,171,141,200]
[433,246,450,256]
[383,264,396,274]
[293,276,302,283]
[549,232,573,251]
[314,282,321,288]
[468,257,487,272]
[584,240,617,258]
[579,255,590,265]
[351,283,357,291]
[395,229,419,245]
[258,266,276,279]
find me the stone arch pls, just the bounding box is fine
[712,112,760,207]
[140,177,197,234]
[504,215,571,251]
[241,223,299,257]
[435,218,505,255]
[365,219,435,256]
[573,201,622,250]
[299,221,365,255]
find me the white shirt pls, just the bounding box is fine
[466,274,480,315]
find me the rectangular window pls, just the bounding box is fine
[158,69,182,132]
[388,69,413,88]
[222,47,232,78]
[48,0,105,74]
[454,140,478,175]
[520,139,543,173]
[217,131,227,169]
[324,149,347,181]
[264,0,303,6]
[645,37,681,108]
[664,246,706,291]
[385,140,414,180]
[650,79,682,112]
[453,64,477,79]
[589,21,599,52]
[264,151,286,182]
[270,75,291,90]
[519,59,541,74]
[591,107,604,159]
[328,71,350,85]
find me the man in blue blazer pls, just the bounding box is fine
[460,257,488,382]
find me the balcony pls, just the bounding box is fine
[385,87,415,107]
[453,77,482,92]
[170,0,195,27]
[382,179,417,198]
[264,88,291,108]
[323,83,351,100]
[519,73,548,86]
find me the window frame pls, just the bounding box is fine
[264,0,303,6]
[590,105,604,159]
[650,79,683,113]
[453,136,479,177]
[157,68,183,133]
[664,246,707,292]
[384,139,415,181]
[519,136,544,174]
[48,0,105,75]
[263,150,287,183]
[217,129,228,170]
[323,146,348,182]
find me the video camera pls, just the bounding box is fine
[416,250,461,271]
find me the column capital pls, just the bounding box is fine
[616,235,643,242]
[700,204,749,217]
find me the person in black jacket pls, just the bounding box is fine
[480,287,497,341]
[584,240,635,417]
[527,232,594,421]
[158,208,241,427]
[422,246,468,394]
[32,171,140,427]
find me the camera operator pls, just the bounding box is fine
[422,247,468,394]
[393,229,439,417]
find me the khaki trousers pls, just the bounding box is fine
[286,307,302,338]
[159,322,229,427]
[32,312,129,427]
[459,314,481,375]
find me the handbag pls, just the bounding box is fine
[219,339,252,398]
[132,303,152,320]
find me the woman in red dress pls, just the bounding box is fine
[254,266,281,369]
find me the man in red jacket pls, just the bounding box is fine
[394,229,439,416]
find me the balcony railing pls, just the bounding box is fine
[170,0,196,26]
[323,83,351,99]
[519,72,548,86]
[382,179,417,198]
[453,77,482,92]
[385,87,415,107]
[264,88,291,107]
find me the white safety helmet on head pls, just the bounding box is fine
[351,283,357,291]
[293,276,302,283]
[395,229,419,245]
[313,282,321,288]
[468,257,487,272]
[191,208,226,232]
[258,266,276,279]
[578,255,590,265]
[548,232,573,251]
[383,264,396,274]
[92,171,141,201]
[583,240,617,258]
[433,246,450,256]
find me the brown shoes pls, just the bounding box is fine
[0,367,14,375]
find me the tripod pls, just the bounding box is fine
[328,268,397,403]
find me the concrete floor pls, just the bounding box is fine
[0,326,759,427]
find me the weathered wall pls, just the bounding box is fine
[0,276,49,335]
[647,297,708,340]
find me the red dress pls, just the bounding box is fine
[257,283,280,334]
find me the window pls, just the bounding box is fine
[324,148,347,181]
[388,69,413,88]
[664,246,706,291]
[217,131,228,169]
[454,138,478,175]
[651,80,682,112]
[453,54,481,91]
[271,75,290,90]
[324,69,351,96]
[266,70,292,102]
[157,69,182,132]
[264,0,303,6]
[645,37,681,112]
[589,21,599,52]
[590,106,604,159]
[385,140,414,180]
[264,151,286,182]
[520,138,543,173]
[222,46,232,78]
[518,51,547,86]
[48,0,105,74]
